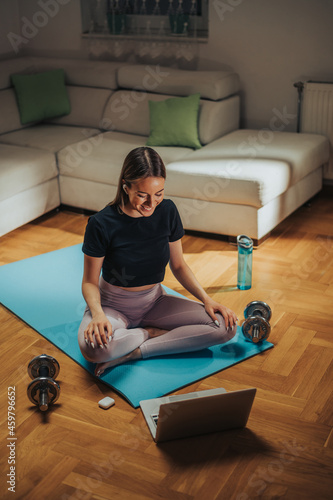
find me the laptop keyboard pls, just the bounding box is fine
[151,413,159,426]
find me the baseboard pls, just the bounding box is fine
[322,183,333,194]
[59,204,96,216]
[184,229,269,247]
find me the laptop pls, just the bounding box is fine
[140,387,256,443]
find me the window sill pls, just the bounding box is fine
[81,32,208,44]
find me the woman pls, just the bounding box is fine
[78,147,238,376]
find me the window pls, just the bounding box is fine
[81,0,208,39]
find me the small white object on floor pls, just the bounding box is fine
[98,396,115,409]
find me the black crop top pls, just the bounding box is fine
[82,199,185,287]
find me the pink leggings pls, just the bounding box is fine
[78,277,237,363]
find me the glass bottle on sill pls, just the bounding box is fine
[189,0,197,38]
[170,0,189,36]
[140,0,147,15]
[153,0,161,16]
[167,0,175,34]
[93,0,107,33]
[107,0,126,35]
[130,0,139,35]
[137,0,148,35]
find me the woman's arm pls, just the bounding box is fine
[82,254,112,348]
[169,240,238,329]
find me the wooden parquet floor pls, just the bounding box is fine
[0,189,333,500]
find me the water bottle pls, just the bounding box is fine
[237,235,253,290]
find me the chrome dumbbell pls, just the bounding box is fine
[27,354,60,411]
[241,301,272,343]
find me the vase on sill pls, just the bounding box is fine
[107,12,126,34]
[169,14,189,36]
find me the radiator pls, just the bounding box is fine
[300,81,333,181]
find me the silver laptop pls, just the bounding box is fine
[140,387,256,443]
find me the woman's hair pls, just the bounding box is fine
[110,147,166,207]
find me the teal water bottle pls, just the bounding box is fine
[237,235,253,290]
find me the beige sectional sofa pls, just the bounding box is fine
[0,56,329,243]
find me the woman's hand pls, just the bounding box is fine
[169,240,238,329]
[203,297,238,329]
[84,313,113,349]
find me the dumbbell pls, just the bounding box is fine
[241,301,272,343]
[27,354,60,411]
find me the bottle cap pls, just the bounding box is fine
[237,234,253,249]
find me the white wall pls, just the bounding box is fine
[0,0,20,56]
[1,0,333,130]
[198,0,333,129]
[16,0,83,56]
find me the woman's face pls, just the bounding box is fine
[124,176,165,217]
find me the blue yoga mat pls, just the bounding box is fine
[0,244,273,407]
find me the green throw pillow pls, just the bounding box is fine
[11,69,71,125]
[146,93,202,149]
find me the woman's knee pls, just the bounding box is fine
[78,331,97,362]
[211,313,238,344]
[79,338,112,363]
[78,326,139,363]
[78,324,106,363]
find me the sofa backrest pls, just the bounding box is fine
[0,85,114,134]
[0,57,240,144]
[117,65,240,101]
[0,57,121,135]
[0,57,121,91]
[47,86,113,129]
[102,90,240,146]
[0,89,26,135]
[101,63,240,145]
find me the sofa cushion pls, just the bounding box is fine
[47,86,113,128]
[11,69,71,124]
[165,157,291,208]
[102,91,239,145]
[57,131,193,184]
[0,125,101,153]
[117,64,240,101]
[188,129,330,185]
[146,94,202,149]
[0,143,57,202]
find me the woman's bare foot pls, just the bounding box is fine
[95,347,142,377]
[145,326,169,338]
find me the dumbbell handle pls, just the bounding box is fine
[253,325,260,340]
[37,366,51,411]
[39,386,49,411]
